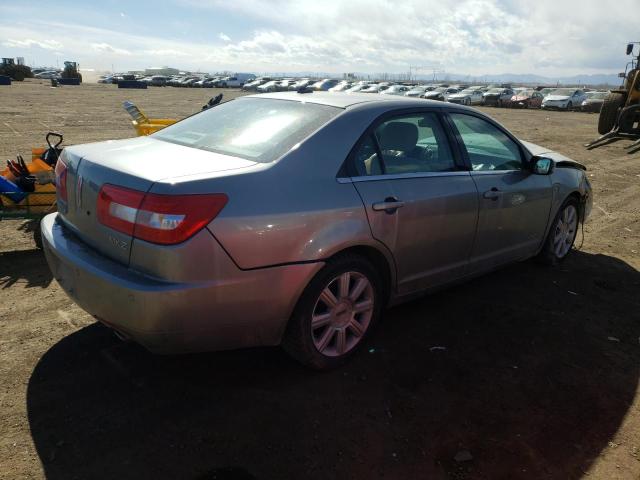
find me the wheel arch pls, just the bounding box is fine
[278,241,396,345]
[326,244,395,305]
[537,189,583,256]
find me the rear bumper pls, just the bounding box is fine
[41,213,322,354]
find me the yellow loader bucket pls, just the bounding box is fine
[123,100,177,136]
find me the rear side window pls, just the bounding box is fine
[154,98,341,163]
[352,112,455,176]
[449,113,523,171]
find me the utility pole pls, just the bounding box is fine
[409,65,445,82]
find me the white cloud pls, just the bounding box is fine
[1,0,637,77]
[2,38,62,50]
[145,49,193,57]
[181,0,639,75]
[90,42,132,56]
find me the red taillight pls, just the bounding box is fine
[54,159,68,202]
[97,184,227,245]
[97,185,145,236]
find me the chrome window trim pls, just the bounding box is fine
[337,170,471,183]
[469,169,524,175]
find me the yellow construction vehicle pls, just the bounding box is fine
[586,42,640,152]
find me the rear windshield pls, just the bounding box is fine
[154,98,341,163]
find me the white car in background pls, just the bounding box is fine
[35,70,60,79]
[345,84,367,93]
[405,86,430,97]
[380,85,411,96]
[257,80,280,93]
[542,88,587,110]
[289,79,315,91]
[328,81,353,92]
[446,88,484,105]
[360,84,390,93]
[218,73,256,88]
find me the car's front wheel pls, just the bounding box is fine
[538,198,580,265]
[283,254,383,369]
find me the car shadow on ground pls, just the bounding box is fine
[0,249,53,289]
[27,251,640,479]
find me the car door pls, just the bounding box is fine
[532,92,542,108]
[349,110,479,295]
[446,112,553,273]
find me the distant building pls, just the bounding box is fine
[144,66,179,76]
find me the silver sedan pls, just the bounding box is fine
[42,92,592,369]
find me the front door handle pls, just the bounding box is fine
[483,188,501,200]
[372,197,405,213]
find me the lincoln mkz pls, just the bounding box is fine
[42,92,592,369]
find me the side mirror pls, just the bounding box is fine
[532,156,553,175]
[627,43,634,55]
[619,72,627,78]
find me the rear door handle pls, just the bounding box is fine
[372,197,405,213]
[483,188,501,200]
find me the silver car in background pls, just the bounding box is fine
[542,88,588,110]
[447,88,484,105]
[42,92,592,369]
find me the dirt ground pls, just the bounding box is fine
[0,79,639,480]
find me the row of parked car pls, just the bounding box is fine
[98,73,255,88]
[242,78,609,112]
[95,72,609,112]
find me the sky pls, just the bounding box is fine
[0,0,637,78]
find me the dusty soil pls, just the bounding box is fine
[1,80,639,480]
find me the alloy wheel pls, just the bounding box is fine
[311,271,375,357]
[553,204,578,258]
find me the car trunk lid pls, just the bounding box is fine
[58,137,256,266]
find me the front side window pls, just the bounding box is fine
[449,113,523,171]
[352,112,456,176]
[155,98,341,163]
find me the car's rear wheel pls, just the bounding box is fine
[538,198,580,265]
[566,101,573,111]
[283,254,383,369]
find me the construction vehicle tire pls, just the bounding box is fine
[598,92,625,134]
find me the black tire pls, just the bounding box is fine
[598,92,625,134]
[537,198,580,265]
[282,254,384,370]
[566,101,573,111]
